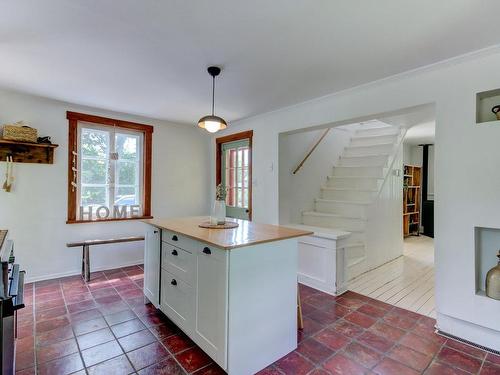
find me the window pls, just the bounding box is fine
[223,141,250,209]
[216,131,253,220]
[67,112,153,223]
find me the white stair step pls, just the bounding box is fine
[302,211,366,231]
[350,134,398,147]
[345,242,366,262]
[345,230,365,243]
[339,154,389,167]
[321,187,377,202]
[355,127,400,137]
[326,176,381,190]
[347,255,369,280]
[332,166,385,178]
[314,198,369,218]
[344,143,394,157]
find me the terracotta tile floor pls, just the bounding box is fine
[15,266,500,374]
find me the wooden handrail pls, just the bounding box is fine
[292,128,330,174]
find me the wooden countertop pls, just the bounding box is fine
[143,217,313,250]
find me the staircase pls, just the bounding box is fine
[301,123,404,280]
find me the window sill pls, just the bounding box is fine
[66,216,153,224]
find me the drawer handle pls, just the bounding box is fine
[203,247,211,255]
[153,230,158,234]
[171,279,177,286]
[171,249,178,256]
[172,235,178,241]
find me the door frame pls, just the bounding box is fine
[216,130,253,221]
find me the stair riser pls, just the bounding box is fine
[350,135,398,147]
[346,245,366,261]
[347,232,366,242]
[332,166,385,178]
[348,259,370,281]
[321,189,375,201]
[302,215,366,231]
[326,177,379,190]
[355,127,399,137]
[339,155,388,167]
[314,201,367,218]
[344,144,394,157]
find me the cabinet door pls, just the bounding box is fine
[143,225,160,307]
[194,246,228,369]
[161,269,194,331]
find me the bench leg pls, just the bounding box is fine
[81,247,85,279]
[83,244,90,282]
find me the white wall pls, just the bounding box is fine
[278,127,353,224]
[212,46,500,350]
[0,89,211,282]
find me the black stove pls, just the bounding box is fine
[0,230,26,375]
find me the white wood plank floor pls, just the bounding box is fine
[348,235,436,318]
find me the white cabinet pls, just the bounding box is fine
[145,224,300,375]
[161,268,195,330]
[143,226,160,307]
[194,246,227,368]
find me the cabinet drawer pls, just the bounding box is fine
[162,229,195,250]
[161,242,195,285]
[161,229,226,261]
[160,269,194,332]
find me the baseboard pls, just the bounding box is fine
[24,259,144,283]
[298,273,347,297]
[436,312,500,352]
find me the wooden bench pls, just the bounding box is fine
[67,236,144,281]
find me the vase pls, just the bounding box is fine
[486,250,500,300]
[211,200,226,225]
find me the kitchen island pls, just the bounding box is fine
[142,217,312,375]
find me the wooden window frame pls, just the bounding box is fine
[216,130,253,220]
[66,111,153,224]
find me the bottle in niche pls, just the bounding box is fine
[486,250,500,300]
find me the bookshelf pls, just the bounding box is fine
[403,165,421,237]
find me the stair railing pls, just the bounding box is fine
[292,128,331,174]
[376,128,408,198]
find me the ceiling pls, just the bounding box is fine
[404,122,436,145]
[1,1,500,125]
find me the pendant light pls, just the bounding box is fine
[198,66,227,133]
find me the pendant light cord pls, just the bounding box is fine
[212,75,215,116]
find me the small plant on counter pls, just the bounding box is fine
[215,183,227,201]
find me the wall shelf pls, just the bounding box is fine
[476,88,500,124]
[403,165,421,237]
[0,139,58,164]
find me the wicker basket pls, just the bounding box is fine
[2,122,38,143]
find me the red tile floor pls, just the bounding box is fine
[15,265,500,375]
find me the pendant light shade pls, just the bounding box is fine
[198,66,227,133]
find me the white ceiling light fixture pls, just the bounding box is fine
[198,66,227,133]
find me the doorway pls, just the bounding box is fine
[216,131,253,220]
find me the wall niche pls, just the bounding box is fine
[474,226,500,298]
[476,89,500,124]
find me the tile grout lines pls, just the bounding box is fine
[25,265,214,375]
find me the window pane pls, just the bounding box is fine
[236,167,242,188]
[243,168,249,187]
[243,148,249,167]
[115,186,139,206]
[81,159,107,184]
[243,188,249,208]
[117,161,136,185]
[81,129,108,158]
[81,186,107,206]
[116,133,138,160]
